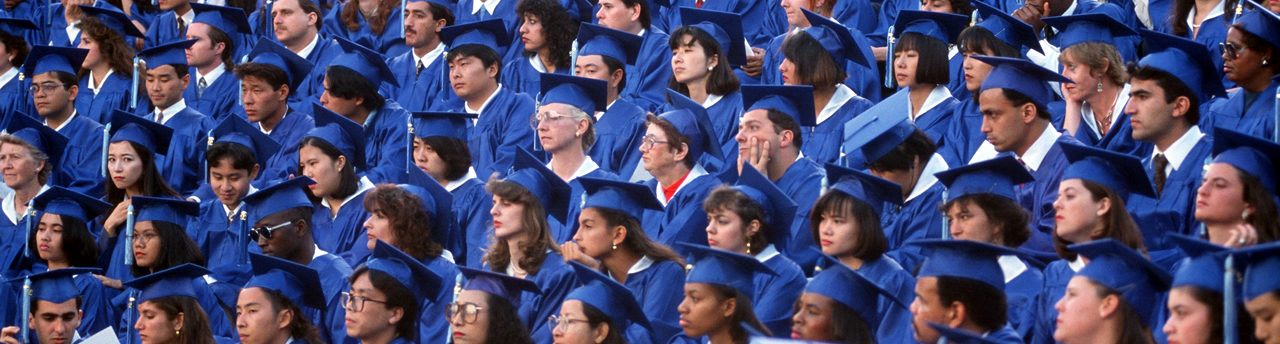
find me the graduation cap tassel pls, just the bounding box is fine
[240,211,249,265]
[23,206,35,258]
[130,57,140,110]
[820,175,828,194]
[19,277,30,343]
[400,0,407,38]
[407,121,414,174]
[884,27,895,89]
[569,40,579,75]
[1225,254,1239,344]
[1232,1,1244,23]
[1272,89,1278,144]
[101,123,111,178]
[940,189,951,239]
[127,289,139,344]
[124,204,135,266]
[970,10,979,26]
[238,56,249,106]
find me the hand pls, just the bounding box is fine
[737,137,771,179]
[1061,83,1083,135]
[0,326,21,344]
[94,274,124,290]
[872,47,888,62]
[741,47,765,77]
[559,241,600,269]
[1013,2,1049,37]
[1224,223,1259,248]
[103,198,132,238]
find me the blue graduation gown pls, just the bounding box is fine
[320,4,409,56]
[1006,258,1045,342]
[1011,134,1079,253]
[501,57,570,96]
[51,115,106,198]
[312,189,374,267]
[75,72,135,125]
[1129,134,1212,269]
[310,252,357,344]
[451,178,493,268]
[947,53,970,102]
[912,89,960,144]
[361,101,411,184]
[800,88,874,165]
[517,252,578,344]
[665,0,779,46]
[13,266,118,336]
[1030,259,1073,344]
[986,325,1029,344]
[456,87,537,179]
[589,99,648,178]
[420,255,461,344]
[0,71,30,119]
[453,0,522,62]
[868,0,915,46]
[144,11,189,47]
[0,209,30,274]
[114,278,234,342]
[385,47,456,112]
[757,32,882,102]
[880,179,945,272]
[45,5,75,47]
[557,167,620,242]
[182,68,238,121]
[624,258,686,343]
[937,98,982,168]
[1181,15,1232,90]
[773,158,825,272]
[294,37,344,107]
[5,0,45,45]
[156,107,214,196]
[1203,81,1278,141]
[858,256,917,344]
[640,171,720,252]
[191,200,252,272]
[754,247,807,337]
[622,29,673,112]
[259,109,315,183]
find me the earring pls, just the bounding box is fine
[707,65,713,71]
[1096,81,1102,92]
[575,132,581,138]
[612,243,617,250]
[175,330,181,336]
[746,241,752,254]
[1263,58,1271,66]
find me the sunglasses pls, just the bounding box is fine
[249,221,294,242]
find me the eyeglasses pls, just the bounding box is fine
[1219,42,1251,60]
[131,231,158,244]
[448,302,485,324]
[640,135,669,150]
[530,110,574,129]
[547,315,590,331]
[249,221,294,242]
[28,82,68,95]
[341,292,387,312]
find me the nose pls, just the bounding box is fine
[363,216,374,230]
[979,116,993,134]
[1122,98,1137,115]
[1053,294,1067,313]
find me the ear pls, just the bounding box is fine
[294,219,311,237]
[609,68,625,89]
[486,62,500,79]
[628,2,642,22]
[1170,96,1192,120]
[434,18,447,32]
[779,128,795,148]
[67,84,78,99]
[1095,58,1110,78]
[612,224,627,248]
[1020,102,1038,124]
[747,219,762,238]
[946,301,967,328]
[592,322,611,344]
[720,296,737,318]
[213,41,227,56]
[1098,294,1121,319]
[388,307,405,326]
[707,54,720,70]
[1094,196,1112,219]
[276,85,291,101]
[276,308,294,330]
[577,116,591,135]
[250,164,261,180]
[306,12,319,27]
[335,155,347,171]
[673,142,690,162]
[171,312,185,332]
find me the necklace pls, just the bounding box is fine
[1096,87,1121,136]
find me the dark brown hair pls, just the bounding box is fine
[1088,279,1156,344]
[516,0,580,70]
[780,31,846,91]
[76,17,134,78]
[257,287,328,344]
[146,296,216,344]
[483,177,560,275]
[340,0,399,34]
[1052,179,1148,260]
[363,184,444,259]
[590,206,685,266]
[701,186,769,254]
[939,194,1032,247]
[809,190,888,261]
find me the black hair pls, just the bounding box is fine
[482,291,536,344]
[130,220,208,277]
[978,88,1051,120]
[1125,62,1201,125]
[867,129,936,172]
[350,267,420,340]
[615,0,651,29]
[0,29,30,67]
[957,26,1021,58]
[426,2,456,26]
[580,302,627,344]
[257,287,328,344]
[29,214,99,267]
[601,54,628,93]
[206,141,258,172]
[809,190,889,261]
[939,193,1032,247]
[791,296,876,344]
[297,136,361,200]
[667,26,740,96]
[324,65,385,111]
[762,108,804,148]
[419,136,472,181]
[235,62,291,93]
[708,284,771,343]
[936,276,1008,332]
[104,141,183,207]
[780,31,847,90]
[30,296,84,314]
[516,0,579,71]
[892,32,951,87]
[447,44,504,79]
[201,25,235,71]
[49,71,79,87]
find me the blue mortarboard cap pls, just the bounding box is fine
[1211,127,1280,194]
[566,261,650,329]
[505,148,572,223]
[330,37,398,88]
[823,163,902,214]
[0,18,38,39]
[1071,239,1173,327]
[31,186,112,224]
[577,23,643,65]
[109,109,174,155]
[972,1,1043,53]
[411,112,475,140]
[406,0,452,10]
[123,263,213,303]
[742,85,816,127]
[365,241,443,304]
[190,3,253,35]
[540,73,608,114]
[209,115,283,168]
[973,55,1074,111]
[247,37,316,90]
[132,196,199,225]
[1060,142,1157,199]
[398,167,455,245]
[934,155,1036,202]
[245,253,326,309]
[1234,0,1280,49]
[679,7,747,65]
[458,266,542,307]
[893,10,968,44]
[1136,29,1227,102]
[1235,241,1280,301]
[579,177,663,221]
[1041,13,1138,50]
[306,102,368,172]
[662,89,724,161]
[735,165,798,248]
[913,239,1023,290]
[678,242,775,297]
[78,5,145,37]
[441,19,510,48]
[556,0,593,22]
[841,106,914,166]
[1166,234,1228,292]
[7,112,68,168]
[927,323,1002,344]
[8,268,99,303]
[24,45,88,79]
[808,256,905,332]
[801,9,871,69]
[139,39,198,69]
[242,177,316,224]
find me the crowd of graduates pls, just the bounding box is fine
[0,0,1276,342]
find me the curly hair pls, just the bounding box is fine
[363,184,444,259]
[483,177,561,276]
[257,287,328,344]
[516,0,580,71]
[701,186,770,255]
[340,0,400,34]
[0,133,52,185]
[75,16,135,78]
[1052,179,1147,261]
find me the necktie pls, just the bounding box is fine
[416,60,425,76]
[695,0,703,7]
[155,111,164,123]
[177,17,186,34]
[198,77,208,97]
[1153,153,1168,197]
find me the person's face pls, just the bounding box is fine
[363,208,396,250]
[235,287,290,344]
[412,137,450,184]
[1125,78,1182,143]
[31,73,75,118]
[735,109,785,157]
[671,35,715,85]
[241,75,289,124]
[1054,179,1106,244]
[32,299,82,344]
[131,221,162,269]
[519,13,547,53]
[209,159,256,207]
[779,57,799,85]
[319,76,362,118]
[108,141,144,191]
[816,207,860,258]
[909,276,949,344]
[639,124,681,173]
[946,201,1000,244]
[0,143,40,189]
[36,213,67,264]
[573,207,620,260]
[344,273,401,341]
[920,0,954,12]
[1245,292,1280,344]
[146,65,188,110]
[157,0,188,11]
[1195,163,1251,225]
[552,300,604,344]
[536,103,586,153]
[272,0,318,47]
[1054,276,1108,344]
[299,145,344,199]
[779,0,812,27]
[490,195,526,239]
[1059,50,1102,103]
[573,55,621,90]
[403,1,444,48]
[1222,28,1271,84]
[1271,0,1280,14]
[790,292,836,341]
[705,208,753,254]
[978,88,1032,153]
[0,41,13,71]
[1163,286,1213,344]
[595,0,640,31]
[449,55,498,102]
[677,283,733,338]
[893,49,920,87]
[184,23,223,69]
[961,48,995,92]
[451,289,491,344]
[254,215,302,258]
[78,35,102,70]
[134,300,182,344]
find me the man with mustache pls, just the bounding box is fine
[386,0,455,112]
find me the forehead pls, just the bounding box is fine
[741,108,773,124]
[538,103,575,114]
[274,0,303,11]
[187,22,214,37]
[977,88,1013,108]
[108,141,139,155]
[457,289,489,304]
[146,64,181,77]
[32,72,61,83]
[405,1,431,11]
[35,299,80,315]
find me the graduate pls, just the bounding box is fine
[885,10,964,144]
[1047,14,1150,158]
[301,104,376,266]
[499,0,587,95]
[144,0,196,47]
[966,56,1079,253]
[25,46,103,198]
[136,39,215,197]
[121,264,221,344]
[192,115,280,273]
[1238,242,1280,344]
[637,99,723,251]
[439,19,537,179]
[777,10,874,165]
[810,164,916,344]
[242,177,355,344]
[758,4,880,103]
[667,8,745,161]
[841,104,947,270]
[933,156,1045,341]
[0,115,60,273]
[1163,0,1234,90]
[321,0,408,55]
[1052,240,1171,344]
[237,253,329,344]
[0,19,34,118]
[1,0,45,45]
[408,111,491,268]
[560,178,687,342]
[0,268,101,344]
[237,37,318,183]
[1155,235,1252,344]
[1196,128,1280,246]
[534,74,619,242]
[790,256,908,344]
[1203,3,1280,140]
[556,261,657,344]
[20,188,115,335]
[451,267,541,344]
[592,0,673,112]
[267,0,341,105]
[735,85,825,271]
[574,23,648,180]
[75,6,144,125]
[345,241,444,344]
[909,240,1028,344]
[318,38,410,185]
[667,243,775,344]
[662,0,780,47]
[385,0,456,112]
[183,3,253,120]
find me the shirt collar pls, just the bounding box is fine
[1187,0,1226,28]
[364,109,379,127]
[220,185,259,217]
[258,107,290,135]
[1019,126,1062,171]
[196,63,227,86]
[415,42,446,70]
[1068,256,1086,272]
[1154,125,1203,174]
[700,93,724,108]
[548,157,600,181]
[1,185,49,224]
[297,34,321,58]
[47,111,78,132]
[445,168,479,192]
[627,255,655,275]
[818,84,855,124]
[529,54,547,73]
[318,176,375,215]
[656,164,708,207]
[909,86,952,121]
[998,255,1028,283]
[0,67,17,88]
[87,70,115,93]
[907,153,948,201]
[754,244,781,262]
[179,8,195,24]
[471,0,501,15]
[156,99,188,124]
[1080,83,1130,137]
[466,84,503,114]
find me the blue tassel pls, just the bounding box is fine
[238,56,248,106]
[884,27,895,89]
[407,121,414,174]
[1231,2,1243,23]
[1273,88,1278,143]
[130,57,139,110]
[240,211,249,265]
[1225,254,1238,344]
[23,206,34,258]
[401,0,408,38]
[101,123,111,178]
[127,289,139,344]
[19,278,30,342]
[124,204,134,266]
